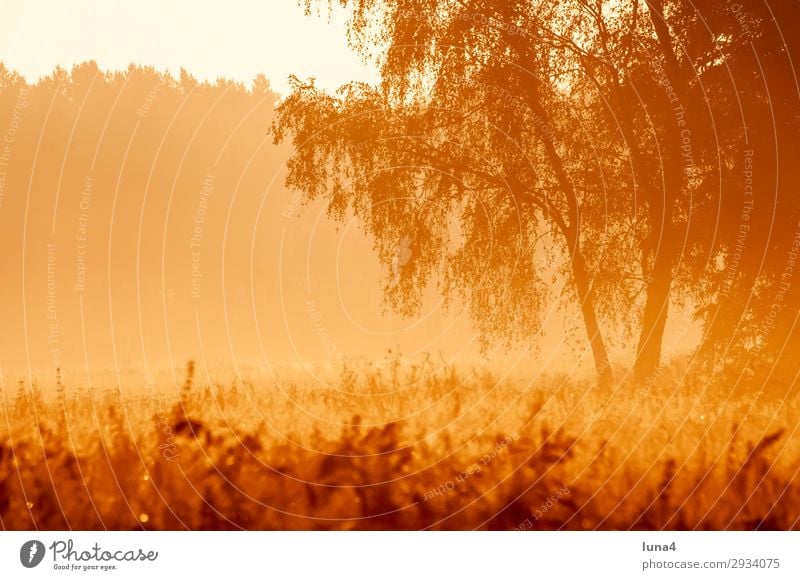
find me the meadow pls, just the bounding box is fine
[1,357,798,530]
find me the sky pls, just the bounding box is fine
[0,0,378,95]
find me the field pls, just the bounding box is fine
[1,357,798,530]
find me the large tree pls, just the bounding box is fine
[594,0,793,378]
[682,0,800,377]
[274,0,629,382]
[273,0,785,381]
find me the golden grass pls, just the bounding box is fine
[1,357,798,530]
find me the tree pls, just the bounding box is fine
[273,1,632,382]
[601,0,787,378]
[683,0,800,376]
[273,0,789,382]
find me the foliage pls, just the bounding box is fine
[274,0,800,379]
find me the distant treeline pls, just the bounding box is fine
[0,61,323,371]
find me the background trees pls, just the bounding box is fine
[0,63,294,371]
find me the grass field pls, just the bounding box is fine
[1,357,798,530]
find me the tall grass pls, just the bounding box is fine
[0,357,798,530]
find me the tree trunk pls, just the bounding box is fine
[570,238,614,385]
[525,97,613,384]
[633,153,681,380]
[629,0,688,380]
[634,247,674,380]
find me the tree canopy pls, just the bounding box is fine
[273,0,800,382]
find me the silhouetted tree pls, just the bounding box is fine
[274,1,628,381]
[274,0,796,382]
